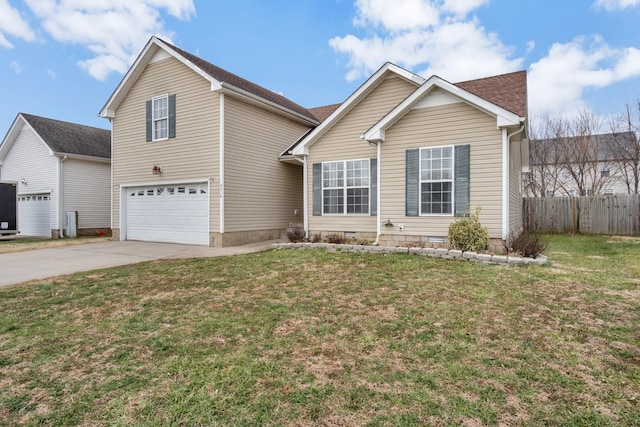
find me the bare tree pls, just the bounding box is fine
[607,101,640,194]
[525,114,568,197]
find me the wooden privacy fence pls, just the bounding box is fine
[523,194,640,235]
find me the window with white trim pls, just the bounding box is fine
[152,95,169,140]
[420,146,453,214]
[322,160,369,214]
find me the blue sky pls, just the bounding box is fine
[1,0,639,134]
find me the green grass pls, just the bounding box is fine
[1,234,639,426]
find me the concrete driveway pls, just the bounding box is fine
[0,239,277,288]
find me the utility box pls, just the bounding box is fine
[0,181,18,235]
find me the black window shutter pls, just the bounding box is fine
[454,144,470,216]
[145,100,152,142]
[370,158,377,216]
[312,163,322,216]
[405,149,419,216]
[168,94,176,139]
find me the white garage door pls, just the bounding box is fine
[125,183,209,245]
[18,194,51,237]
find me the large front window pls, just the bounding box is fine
[152,95,169,140]
[323,160,369,214]
[420,146,453,214]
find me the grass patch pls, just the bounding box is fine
[0,236,110,254]
[0,234,639,425]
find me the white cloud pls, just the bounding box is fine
[0,0,36,48]
[9,60,21,73]
[330,0,520,82]
[592,0,640,10]
[528,36,640,114]
[23,0,196,80]
[47,69,56,79]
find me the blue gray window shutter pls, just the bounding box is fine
[405,149,419,216]
[168,94,176,139]
[454,144,471,217]
[370,158,377,216]
[145,100,152,142]
[312,163,322,216]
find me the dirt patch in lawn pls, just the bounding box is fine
[0,237,111,254]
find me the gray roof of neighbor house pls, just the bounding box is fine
[21,113,111,159]
[161,39,318,123]
[530,131,638,164]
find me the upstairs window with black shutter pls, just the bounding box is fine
[146,94,176,142]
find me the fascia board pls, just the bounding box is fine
[364,76,524,141]
[216,83,319,126]
[52,152,111,164]
[99,37,222,119]
[292,63,423,156]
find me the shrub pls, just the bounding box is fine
[507,230,547,258]
[285,224,305,243]
[447,207,490,252]
[310,233,322,243]
[325,233,347,244]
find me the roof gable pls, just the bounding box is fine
[0,113,111,161]
[100,36,318,125]
[290,62,425,156]
[364,72,527,142]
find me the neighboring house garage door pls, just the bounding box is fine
[125,183,209,246]
[18,194,51,237]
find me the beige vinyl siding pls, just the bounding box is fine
[308,76,417,232]
[509,139,523,234]
[1,123,59,227]
[111,56,220,230]
[380,102,504,238]
[224,97,308,232]
[63,158,110,229]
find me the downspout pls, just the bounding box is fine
[302,155,309,238]
[372,140,381,245]
[219,93,225,236]
[503,125,526,240]
[59,155,67,238]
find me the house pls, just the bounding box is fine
[285,64,529,250]
[0,113,111,238]
[99,36,320,246]
[524,132,639,197]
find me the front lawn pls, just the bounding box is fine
[1,235,638,425]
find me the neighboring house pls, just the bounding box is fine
[285,64,529,250]
[0,113,111,237]
[99,36,320,246]
[524,132,639,197]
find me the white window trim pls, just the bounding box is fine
[321,159,370,216]
[152,94,169,142]
[419,145,455,217]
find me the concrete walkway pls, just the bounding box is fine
[0,239,277,288]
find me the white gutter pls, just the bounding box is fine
[219,93,225,234]
[373,141,381,245]
[502,125,526,239]
[58,155,67,238]
[302,155,309,238]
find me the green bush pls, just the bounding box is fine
[447,207,489,252]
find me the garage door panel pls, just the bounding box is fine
[18,194,51,237]
[125,183,209,245]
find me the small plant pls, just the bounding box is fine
[507,230,548,258]
[285,224,305,243]
[325,233,347,244]
[447,207,489,252]
[310,233,322,243]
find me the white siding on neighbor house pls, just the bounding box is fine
[111,56,220,233]
[0,122,60,231]
[307,75,418,232]
[63,158,111,229]
[224,96,309,232]
[379,101,504,239]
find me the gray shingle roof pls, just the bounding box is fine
[21,113,111,159]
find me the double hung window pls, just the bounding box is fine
[322,160,370,215]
